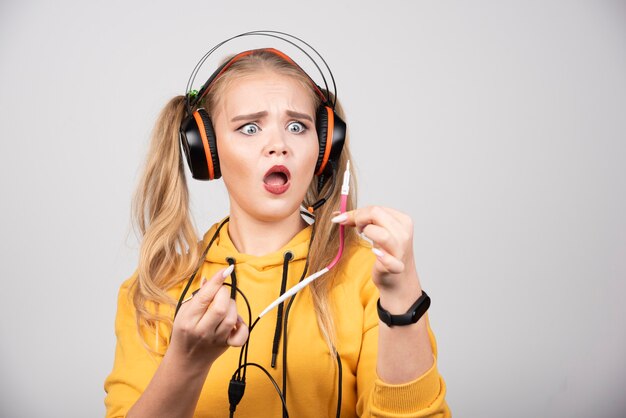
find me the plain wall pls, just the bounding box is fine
[0,0,625,417]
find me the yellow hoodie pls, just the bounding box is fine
[104,220,450,417]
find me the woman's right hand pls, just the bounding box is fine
[169,266,248,366]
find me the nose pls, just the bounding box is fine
[264,128,289,157]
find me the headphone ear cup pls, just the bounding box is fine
[179,108,221,180]
[315,105,346,176]
[196,109,221,179]
[315,105,329,175]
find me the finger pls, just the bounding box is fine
[361,206,406,234]
[213,300,239,341]
[196,285,231,332]
[227,317,249,347]
[384,207,413,226]
[331,210,355,225]
[358,207,410,248]
[361,224,402,256]
[186,265,234,318]
[179,277,207,309]
[332,206,404,235]
[372,248,405,274]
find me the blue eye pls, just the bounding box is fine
[287,121,306,134]
[239,123,260,135]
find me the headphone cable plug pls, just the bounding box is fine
[228,377,246,416]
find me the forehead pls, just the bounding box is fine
[218,71,317,116]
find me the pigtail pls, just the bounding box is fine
[304,92,360,353]
[131,95,200,353]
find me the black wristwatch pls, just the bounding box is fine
[377,291,431,327]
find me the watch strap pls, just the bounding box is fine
[377,290,430,327]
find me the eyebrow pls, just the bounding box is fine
[286,110,314,122]
[230,110,313,123]
[231,111,267,123]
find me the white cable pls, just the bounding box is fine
[258,268,329,318]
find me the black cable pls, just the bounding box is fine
[315,161,338,201]
[174,217,229,321]
[281,295,296,418]
[221,283,252,332]
[271,252,293,368]
[300,209,315,223]
[232,220,316,414]
[280,220,317,417]
[169,215,341,416]
[229,363,289,418]
[194,220,340,418]
[280,218,343,418]
[335,350,343,418]
[238,317,260,381]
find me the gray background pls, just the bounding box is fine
[1,0,625,417]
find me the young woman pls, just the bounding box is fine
[104,37,450,418]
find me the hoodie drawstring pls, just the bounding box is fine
[271,251,293,368]
[226,257,237,299]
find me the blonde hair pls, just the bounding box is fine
[131,49,359,353]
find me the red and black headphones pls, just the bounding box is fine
[178,31,346,190]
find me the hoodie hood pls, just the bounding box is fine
[201,218,313,271]
[200,218,314,368]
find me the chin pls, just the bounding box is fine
[229,185,309,224]
[250,198,302,223]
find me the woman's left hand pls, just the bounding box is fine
[333,206,433,382]
[332,206,423,309]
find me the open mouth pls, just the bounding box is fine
[263,165,291,186]
[263,165,291,194]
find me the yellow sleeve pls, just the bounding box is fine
[103,275,163,418]
[355,268,451,417]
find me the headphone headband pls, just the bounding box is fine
[194,48,328,107]
[185,30,338,114]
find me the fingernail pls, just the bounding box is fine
[360,233,373,245]
[222,264,235,278]
[372,248,384,258]
[331,213,348,223]
[201,277,207,287]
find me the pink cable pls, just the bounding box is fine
[327,194,348,270]
[258,166,351,319]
